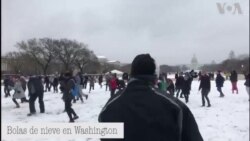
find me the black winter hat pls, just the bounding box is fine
[64,70,73,77]
[130,54,156,76]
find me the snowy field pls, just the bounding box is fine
[1,79,249,141]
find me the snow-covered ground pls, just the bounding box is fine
[1,80,249,141]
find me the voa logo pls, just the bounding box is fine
[216,3,243,15]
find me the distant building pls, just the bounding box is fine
[97,56,108,64]
[108,60,121,66]
[1,57,11,74]
[190,54,199,70]
[97,55,123,66]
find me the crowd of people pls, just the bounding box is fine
[2,53,250,140]
[98,54,249,141]
[3,68,249,117]
[2,70,129,122]
[3,67,249,119]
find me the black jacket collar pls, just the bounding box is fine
[128,75,157,87]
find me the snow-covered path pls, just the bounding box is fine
[1,80,249,141]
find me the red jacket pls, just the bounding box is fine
[110,78,117,90]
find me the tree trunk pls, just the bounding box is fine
[80,67,83,74]
[64,63,70,71]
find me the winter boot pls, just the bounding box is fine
[16,104,20,108]
[27,112,36,116]
[73,115,79,120]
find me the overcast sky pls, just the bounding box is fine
[2,0,249,65]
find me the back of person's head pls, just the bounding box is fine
[64,70,72,78]
[201,70,207,76]
[179,72,183,76]
[16,75,21,79]
[130,54,156,76]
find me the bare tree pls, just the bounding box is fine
[74,45,91,73]
[83,51,101,73]
[5,52,25,74]
[16,38,55,75]
[53,39,81,70]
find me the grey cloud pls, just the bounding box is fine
[2,0,249,65]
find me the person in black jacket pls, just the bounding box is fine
[175,73,178,80]
[198,71,202,81]
[98,75,103,88]
[215,71,225,97]
[122,72,129,85]
[122,72,129,80]
[53,76,59,93]
[99,54,203,141]
[244,73,249,101]
[175,73,184,98]
[61,71,79,122]
[3,76,11,97]
[167,78,175,96]
[182,73,192,103]
[44,75,50,92]
[58,73,64,93]
[83,75,88,89]
[230,70,238,94]
[199,71,211,107]
[27,76,45,116]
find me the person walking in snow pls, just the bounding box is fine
[117,79,126,91]
[62,71,79,122]
[12,76,26,108]
[122,72,129,85]
[3,76,11,97]
[230,70,238,94]
[158,73,167,92]
[20,76,29,103]
[215,71,225,97]
[53,75,59,93]
[167,78,175,96]
[83,75,88,89]
[89,76,95,93]
[199,71,211,107]
[49,75,54,91]
[79,73,88,100]
[175,72,184,98]
[98,74,103,88]
[44,75,50,92]
[73,72,88,103]
[105,72,112,91]
[58,73,65,93]
[175,73,178,80]
[109,74,118,97]
[244,73,249,101]
[182,72,192,103]
[27,76,45,116]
